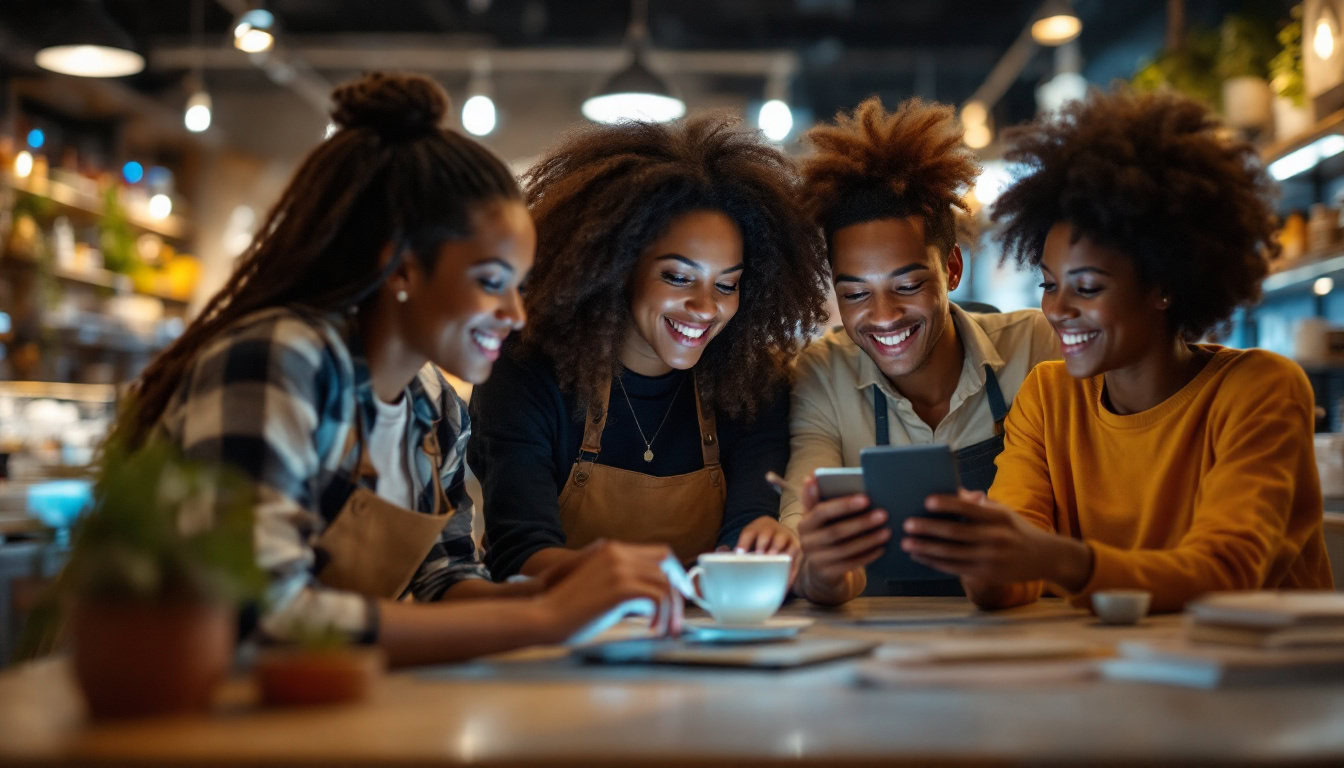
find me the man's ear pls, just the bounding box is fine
[945,243,964,291]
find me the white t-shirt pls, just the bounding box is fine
[368,393,415,509]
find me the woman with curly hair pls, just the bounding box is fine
[468,115,831,579]
[113,72,678,666]
[783,96,1059,605]
[905,87,1333,612]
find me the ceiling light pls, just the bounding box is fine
[582,56,685,124]
[233,8,276,54]
[758,99,793,142]
[462,95,497,137]
[1316,16,1337,60]
[960,100,988,127]
[184,90,212,133]
[34,0,144,77]
[1315,277,1335,296]
[148,194,173,220]
[582,0,684,124]
[14,151,33,179]
[1030,1,1082,46]
[965,123,993,149]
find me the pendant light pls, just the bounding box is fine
[581,0,685,124]
[183,0,212,133]
[34,0,144,78]
[1030,0,1082,47]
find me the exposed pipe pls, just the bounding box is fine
[212,0,331,116]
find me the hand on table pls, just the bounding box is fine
[730,515,803,586]
[537,540,683,637]
[796,474,889,602]
[908,489,1091,593]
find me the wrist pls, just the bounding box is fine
[1046,536,1094,593]
[799,561,861,605]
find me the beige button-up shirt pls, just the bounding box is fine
[780,305,1059,529]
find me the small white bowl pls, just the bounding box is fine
[1091,589,1152,625]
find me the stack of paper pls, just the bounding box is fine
[1101,591,1344,688]
[1184,591,1344,649]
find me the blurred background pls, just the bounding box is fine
[4,0,1344,655]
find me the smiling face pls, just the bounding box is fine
[619,209,744,376]
[398,198,536,384]
[832,216,961,383]
[1039,221,1170,379]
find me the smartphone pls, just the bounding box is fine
[814,467,864,501]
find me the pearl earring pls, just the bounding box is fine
[396,290,409,303]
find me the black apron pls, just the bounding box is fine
[865,363,1010,597]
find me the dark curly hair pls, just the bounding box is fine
[991,86,1278,340]
[521,115,830,420]
[801,96,980,256]
[114,72,520,449]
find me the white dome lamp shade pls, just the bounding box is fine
[582,0,684,124]
[35,0,144,78]
[582,56,685,124]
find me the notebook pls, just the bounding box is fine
[1101,638,1344,688]
[1186,591,1344,627]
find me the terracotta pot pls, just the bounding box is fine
[71,599,234,719]
[255,646,384,707]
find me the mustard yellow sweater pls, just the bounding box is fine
[989,346,1333,612]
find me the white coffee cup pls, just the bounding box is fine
[686,553,790,625]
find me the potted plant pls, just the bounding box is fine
[21,434,263,719]
[1217,13,1278,133]
[1271,4,1313,142]
[1132,27,1223,110]
[254,622,384,707]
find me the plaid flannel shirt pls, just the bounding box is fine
[156,307,488,643]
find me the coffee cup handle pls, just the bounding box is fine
[684,565,712,612]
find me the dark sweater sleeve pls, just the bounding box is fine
[716,385,791,548]
[466,351,569,579]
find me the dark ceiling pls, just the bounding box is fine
[0,0,1297,134]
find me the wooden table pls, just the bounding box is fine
[2,597,1344,767]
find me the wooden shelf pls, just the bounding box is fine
[1262,249,1344,295]
[1,252,190,306]
[3,171,188,241]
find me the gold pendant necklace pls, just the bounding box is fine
[616,374,684,463]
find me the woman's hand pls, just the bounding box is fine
[733,515,803,585]
[905,489,1092,592]
[536,540,681,638]
[795,475,889,604]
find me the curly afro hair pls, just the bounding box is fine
[521,114,831,420]
[801,96,980,257]
[991,86,1278,340]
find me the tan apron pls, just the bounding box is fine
[315,411,453,599]
[557,374,726,565]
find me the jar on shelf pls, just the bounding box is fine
[1280,211,1307,261]
[1307,203,1340,254]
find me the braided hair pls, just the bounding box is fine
[115,71,521,449]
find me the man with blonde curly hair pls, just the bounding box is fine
[784,97,1057,605]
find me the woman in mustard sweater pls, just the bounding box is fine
[902,87,1333,612]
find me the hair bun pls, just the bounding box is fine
[330,72,448,139]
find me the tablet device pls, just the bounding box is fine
[858,444,964,593]
[574,636,877,669]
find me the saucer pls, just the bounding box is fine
[683,617,814,643]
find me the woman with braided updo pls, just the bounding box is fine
[468,115,831,582]
[115,72,678,666]
[904,87,1333,612]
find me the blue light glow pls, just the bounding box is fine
[26,129,44,149]
[122,161,144,184]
